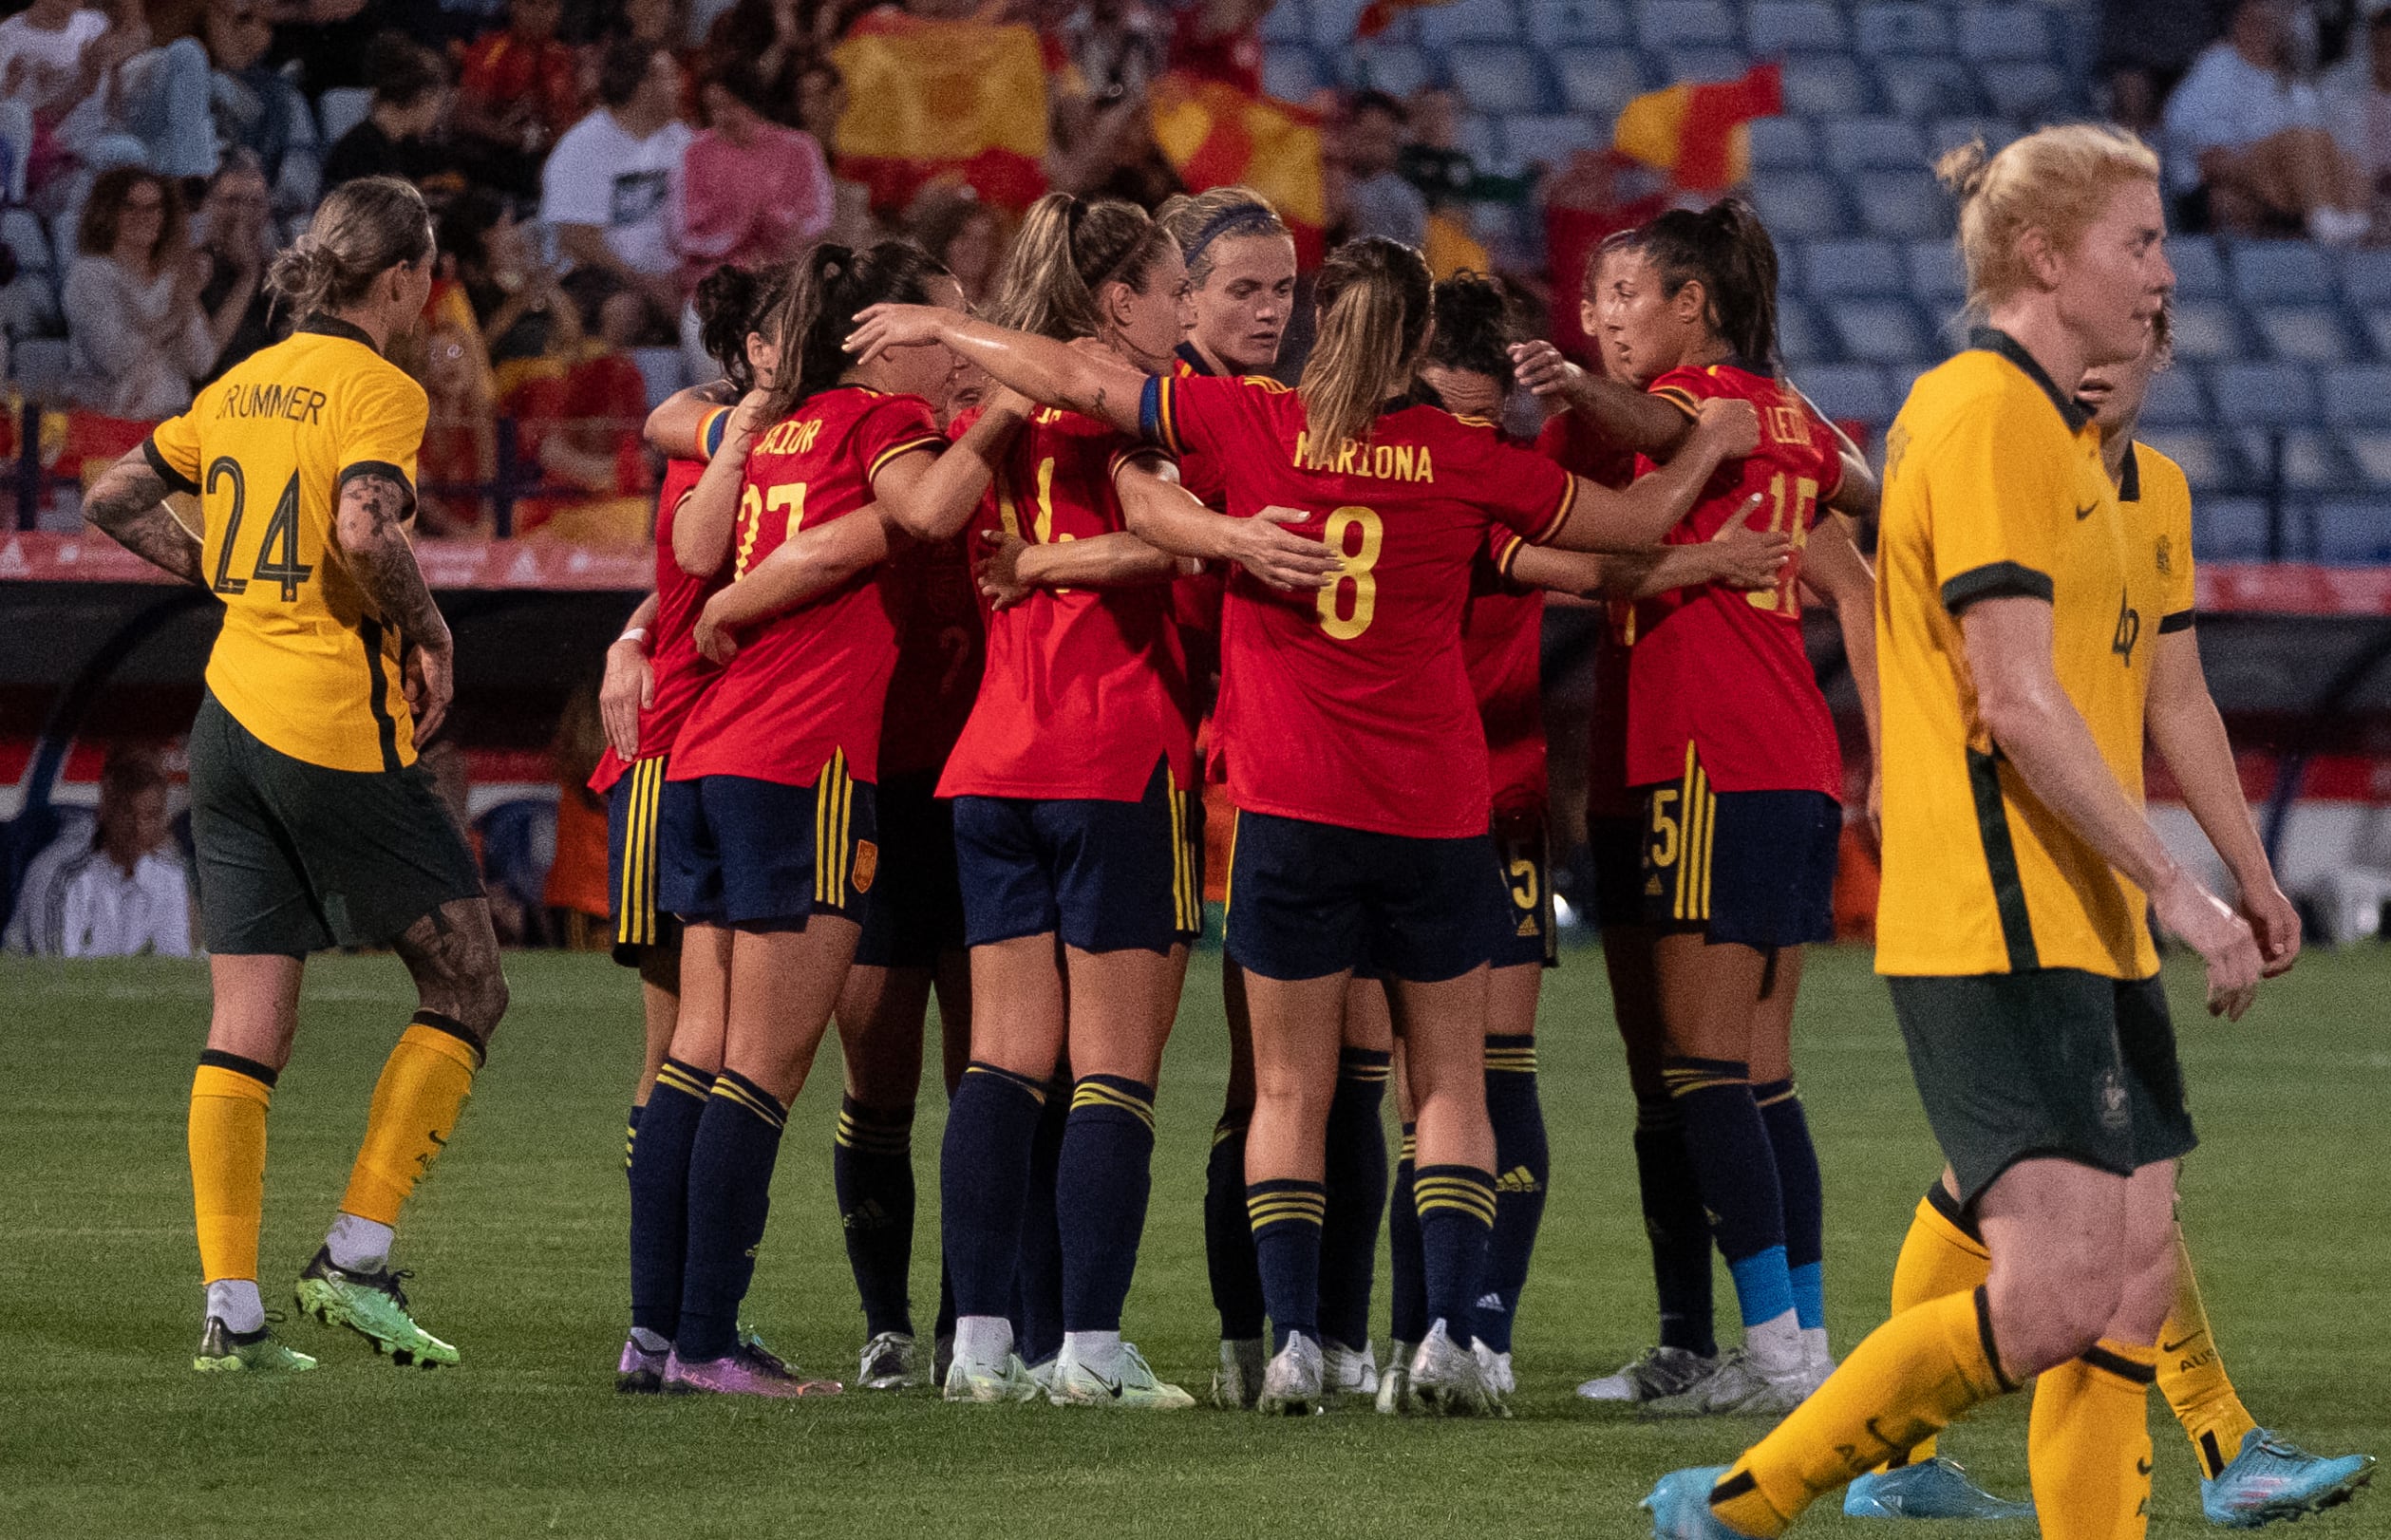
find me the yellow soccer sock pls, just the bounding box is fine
[338,1014,481,1227]
[1883,1185,1994,1466]
[1710,1286,2016,1538]
[2158,1230,2259,1478]
[190,1052,275,1284]
[2027,1339,2158,1540]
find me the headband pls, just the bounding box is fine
[1182,202,1275,267]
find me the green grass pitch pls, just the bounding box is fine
[3,942,2383,1538]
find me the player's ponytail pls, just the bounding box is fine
[986,191,1177,343]
[1614,197,1781,371]
[1424,271,1522,398]
[692,262,790,394]
[1936,125,2159,319]
[1297,236,1432,467]
[763,239,953,420]
[266,175,433,320]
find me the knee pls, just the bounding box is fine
[429,967,509,1044]
[1989,1252,2123,1374]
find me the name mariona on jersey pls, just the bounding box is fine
[1290,431,1438,483]
[214,381,329,425]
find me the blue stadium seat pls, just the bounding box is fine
[2340,431,2391,484]
[11,335,67,399]
[1307,0,1367,47]
[2362,309,2391,358]
[1794,362,1895,424]
[1668,47,1747,85]
[1637,0,1739,51]
[1747,114,1817,170]
[1351,41,1432,95]
[1779,53,1872,116]
[1503,114,1602,169]
[1929,116,2008,157]
[2231,240,2335,304]
[2315,496,2391,561]
[1418,0,1523,44]
[1748,169,1851,240]
[1777,295,1835,363]
[2237,427,2344,490]
[2252,305,2353,365]
[631,347,689,408]
[2169,301,2244,362]
[1821,117,1928,174]
[1747,1,1844,54]
[2166,234,2228,298]
[1554,47,1647,116]
[1448,45,1545,114]
[1527,0,1631,47]
[1262,45,1322,100]
[1905,236,1965,307]
[1956,6,2053,64]
[2324,365,2391,425]
[1,207,50,276]
[2143,431,2237,494]
[315,86,372,145]
[1458,113,1503,167]
[1827,297,1932,363]
[1977,61,2066,118]
[1801,236,1905,297]
[2215,362,2317,425]
[1854,171,1949,239]
[2139,366,2211,428]
[2338,247,2391,306]
[1854,1,1952,56]
[1877,57,1982,120]
[1260,0,1310,45]
[2191,494,2269,558]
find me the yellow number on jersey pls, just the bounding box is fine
[769,482,806,543]
[1316,505,1384,641]
[1745,473,1817,614]
[733,482,807,579]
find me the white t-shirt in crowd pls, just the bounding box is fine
[0,9,106,105]
[2163,40,2327,193]
[539,108,694,276]
[3,838,193,958]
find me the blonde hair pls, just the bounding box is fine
[1155,185,1289,289]
[1934,125,2160,316]
[1296,236,1432,467]
[267,176,433,317]
[985,192,1176,342]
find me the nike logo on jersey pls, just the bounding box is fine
[2075,502,2099,520]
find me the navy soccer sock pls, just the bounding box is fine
[1632,1093,1718,1359]
[1203,1113,1266,1341]
[1413,1164,1497,1345]
[1016,1078,1068,1366]
[1386,1123,1426,1345]
[1317,1046,1390,1352]
[676,1068,787,1362]
[1756,1077,1826,1334]
[938,1063,1045,1324]
[627,1060,709,1341]
[1057,1075,1157,1333]
[1246,1178,1326,1352]
[834,1096,915,1340]
[1663,1056,1794,1336]
[1480,1034,1549,1356]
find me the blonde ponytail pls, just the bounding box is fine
[1296,236,1432,467]
[267,176,433,318]
[986,191,1176,343]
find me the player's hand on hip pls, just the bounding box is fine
[1693,397,1761,458]
[1238,506,1341,592]
[2152,868,2264,1020]
[599,637,653,761]
[693,594,741,666]
[2237,876,2303,977]
[404,636,455,745]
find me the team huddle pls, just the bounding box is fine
[80,122,2376,1536]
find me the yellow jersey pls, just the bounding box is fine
[142,315,430,774]
[1873,329,2157,982]
[2118,441,2199,685]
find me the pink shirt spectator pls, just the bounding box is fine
[677,122,835,278]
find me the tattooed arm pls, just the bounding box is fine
[85,448,204,587]
[334,470,457,742]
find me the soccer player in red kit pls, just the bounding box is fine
[846,234,1761,1415]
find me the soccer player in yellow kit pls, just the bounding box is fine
[82,178,509,1372]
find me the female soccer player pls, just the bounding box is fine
[1647,127,2263,1540]
[85,177,508,1371]
[847,234,1761,1416]
[640,241,1023,1398]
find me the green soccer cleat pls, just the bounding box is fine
[193,1315,317,1374]
[293,1247,459,1368]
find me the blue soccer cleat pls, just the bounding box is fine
[1845,1457,2036,1520]
[2202,1429,2376,1529]
[1644,1467,1754,1540]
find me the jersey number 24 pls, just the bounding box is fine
[206,458,313,602]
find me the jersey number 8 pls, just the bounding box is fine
[1316,505,1384,641]
[206,457,313,602]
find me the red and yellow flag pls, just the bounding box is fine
[1612,61,1782,192]
[1150,72,1327,266]
[829,9,1049,216]
[1355,0,1454,39]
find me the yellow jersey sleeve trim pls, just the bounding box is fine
[141,436,200,497]
[868,434,945,482]
[1108,444,1172,480]
[1941,560,2053,613]
[337,459,417,514]
[2157,610,2195,634]
[1150,376,1184,456]
[1527,474,1579,547]
[1493,534,1526,578]
[1652,385,1700,421]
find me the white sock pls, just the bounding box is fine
[325,1212,394,1273]
[206,1279,265,1334]
[1064,1329,1122,1379]
[1744,1307,1805,1376]
[1801,1324,1832,1366]
[953,1314,1013,1367]
[630,1325,670,1354]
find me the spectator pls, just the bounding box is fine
[3,746,193,959]
[2098,0,2238,135]
[699,0,824,123]
[442,187,583,368]
[541,37,693,344]
[321,32,454,189]
[23,0,218,188]
[1399,88,1536,211]
[198,0,318,186]
[1167,0,1267,96]
[1053,0,1167,103]
[193,149,280,382]
[1330,88,1426,246]
[453,0,584,196]
[64,167,250,418]
[2327,10,2391,212]
[905,186,1002,307]
[2163,0,2371,240]
[678,52,833,281]
[796,57,884,247]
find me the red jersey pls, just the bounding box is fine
[1150,374,1577,838]
[668,387,944,788]
[457,28,583,141]
[1468,525,1545,820]
[1534,411,1642,819]
[590,404,734,796]
[1626,362,1844,797]
[877,529,984,779]
[1168,3,1262,94]
[938,406,1196,801]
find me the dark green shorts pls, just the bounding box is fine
[1889,967,2197,1208]
[188,692,483,956]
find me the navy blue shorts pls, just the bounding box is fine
[1636,753,1837,948]
[951,758,1202,954]
[1490,809,1558,970]
[1586,814,1645,930]
[854,770,965,969]
[658,760,877,930]
[606,755,680,966]
[1226,810,1502,984]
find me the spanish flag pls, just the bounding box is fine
[1611,61,1782,192]
[829,8,1049,216]
[1150,73,1327,266]
[1355,0,1454,38]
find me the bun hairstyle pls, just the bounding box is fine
[266,175,434,320]
[762,239,953,420]
[692,262,790,393]
[986,191,1178,343]
[1613,196,1781,371]
[1155,185,1290,289]
[1935,126,2161,318]
[1425,271,1522,397]
[1296,235,1433,466]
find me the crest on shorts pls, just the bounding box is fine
[853,839,879,894]
[2098,1066,2129,1131]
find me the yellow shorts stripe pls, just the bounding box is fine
[1222,809,1241,921]
[615,757,667,948]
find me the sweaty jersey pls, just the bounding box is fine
[1874,329,2156,981]
[668,386,943,788]
[877,526,984,779]
[1535,409,1643,821]
[1146,372,1577,838]
[591,405,734,796]
[938,405,1195,801]
[142,314,429,773]
[1626,361,1845,798]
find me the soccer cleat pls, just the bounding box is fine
[2201,1429,2377,1528]
[1845,1457,2035,1520]
[1408,1321,1497,1417]
[1211,1337,1264,1410]
[1644,1467,1749,1540]
[293,1247,458,1368]
[943,1349,1042,1404]
[1049,1341,1196,1410]
[1324,1338,1380,1402]
[1376,1340,1419,1415]
[615,1336,667,1393]
[193,1314,316,1374]
[1478,1343,1516,1399]
[1578,1344,1719,1404]
[857,1330,917,1391]
[1645,1349,1797,1418]
[662,1343,839,1398]
[1255,1332,1325,1416]
[932,1331,954,1389]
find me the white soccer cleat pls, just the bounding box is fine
[1324,1338,1379,1402]
[1577,1344,1719,1404]
[857,1330,917,1391]
[1211,1336,1264,1410]
[1048,1341,1196,1410]
[1375,1340,1419,1415]
[1474,1341,1516,1405]
[1407,1321,1495,1418]
[942,1348,1042,1404]
[1645,1348,1801,1418]
[1255,1332,1325,1416]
